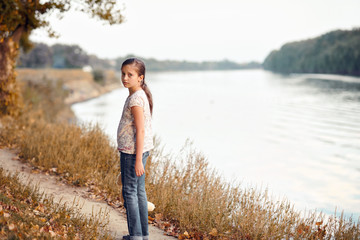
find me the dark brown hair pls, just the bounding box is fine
[121,58,153,115]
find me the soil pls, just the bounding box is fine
[0,148,175,240]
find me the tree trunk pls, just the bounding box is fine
[0,36,23,117]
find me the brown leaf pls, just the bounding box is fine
[49,230,56,237]
[155,213,162,222]
[209,228,218,236]
[316,221,323,226]
[178,235,186,240]
[179,231,190,239]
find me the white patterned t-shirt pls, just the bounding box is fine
[117,89,154,154]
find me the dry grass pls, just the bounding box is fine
[146,140,360,239]
[1,75,359,239]
[0,115,120,201]
[16,68,94,83]
[16,68,120,85]
[0,168,113,239]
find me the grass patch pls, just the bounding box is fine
[0,168,113,239]
[1,75,359,239]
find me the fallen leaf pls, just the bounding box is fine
[8,223,16,231]
[49,230,56,237]
[33,210,41,216]
[209,228,218,237]
[178,234,186,239]
[155,213,162,222]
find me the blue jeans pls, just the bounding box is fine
[120,151,149,240]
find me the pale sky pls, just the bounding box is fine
[30,0,360,63]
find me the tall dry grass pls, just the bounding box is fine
[1,115,120,200]
[146,140,360,239]
[1,76,359,239]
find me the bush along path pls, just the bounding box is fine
[0,148,175,240]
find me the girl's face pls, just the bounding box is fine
[121,64,144,92]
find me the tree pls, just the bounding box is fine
[262,28,360,76]
[18,43,53,68]
[52,44,89,68]
[0,0,124,116]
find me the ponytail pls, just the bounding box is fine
[141,81,153,115]
[122,57,153,115]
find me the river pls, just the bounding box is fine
[72,69,360,218]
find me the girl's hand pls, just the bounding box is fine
[135,160,145,176]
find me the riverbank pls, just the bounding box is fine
[16,68,122,105]
[1,69,360,239]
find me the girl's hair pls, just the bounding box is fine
[121,58,153,115]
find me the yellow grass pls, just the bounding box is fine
[16,68,93,83]
[16,68,120,85]
[1,75,359,239]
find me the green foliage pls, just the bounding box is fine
[52,44,89,68]
[263,28,360,76]
[116,55,262,71]
[18,43,53,68]
[92,69,105,84]
[18,42,261,71]
[0,0,124,46]
[18,43,90,68]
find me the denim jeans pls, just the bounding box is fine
[120,151,149,240]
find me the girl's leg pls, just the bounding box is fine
[138,152,149,239]
[120,152,143,240]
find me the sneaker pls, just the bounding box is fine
[122,235,130,240]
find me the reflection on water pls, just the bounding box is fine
[72,69,360,218]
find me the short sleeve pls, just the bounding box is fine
[128,94,144,108]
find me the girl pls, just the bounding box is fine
[117,58,154,240]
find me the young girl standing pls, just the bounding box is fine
[117,58,153,240]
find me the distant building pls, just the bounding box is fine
[82,65,93,72]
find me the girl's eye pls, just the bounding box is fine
[129,74,132,77]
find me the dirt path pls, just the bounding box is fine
[0,148,175,240]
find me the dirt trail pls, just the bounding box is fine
[0,148,174,240]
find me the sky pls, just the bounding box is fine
[30,0,360,63]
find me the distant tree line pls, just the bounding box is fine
[17,42,261,71]
[17,43,112,69]
[263,28,360,76]
[115,55,261,71]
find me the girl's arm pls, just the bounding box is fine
[131,106,145,177]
